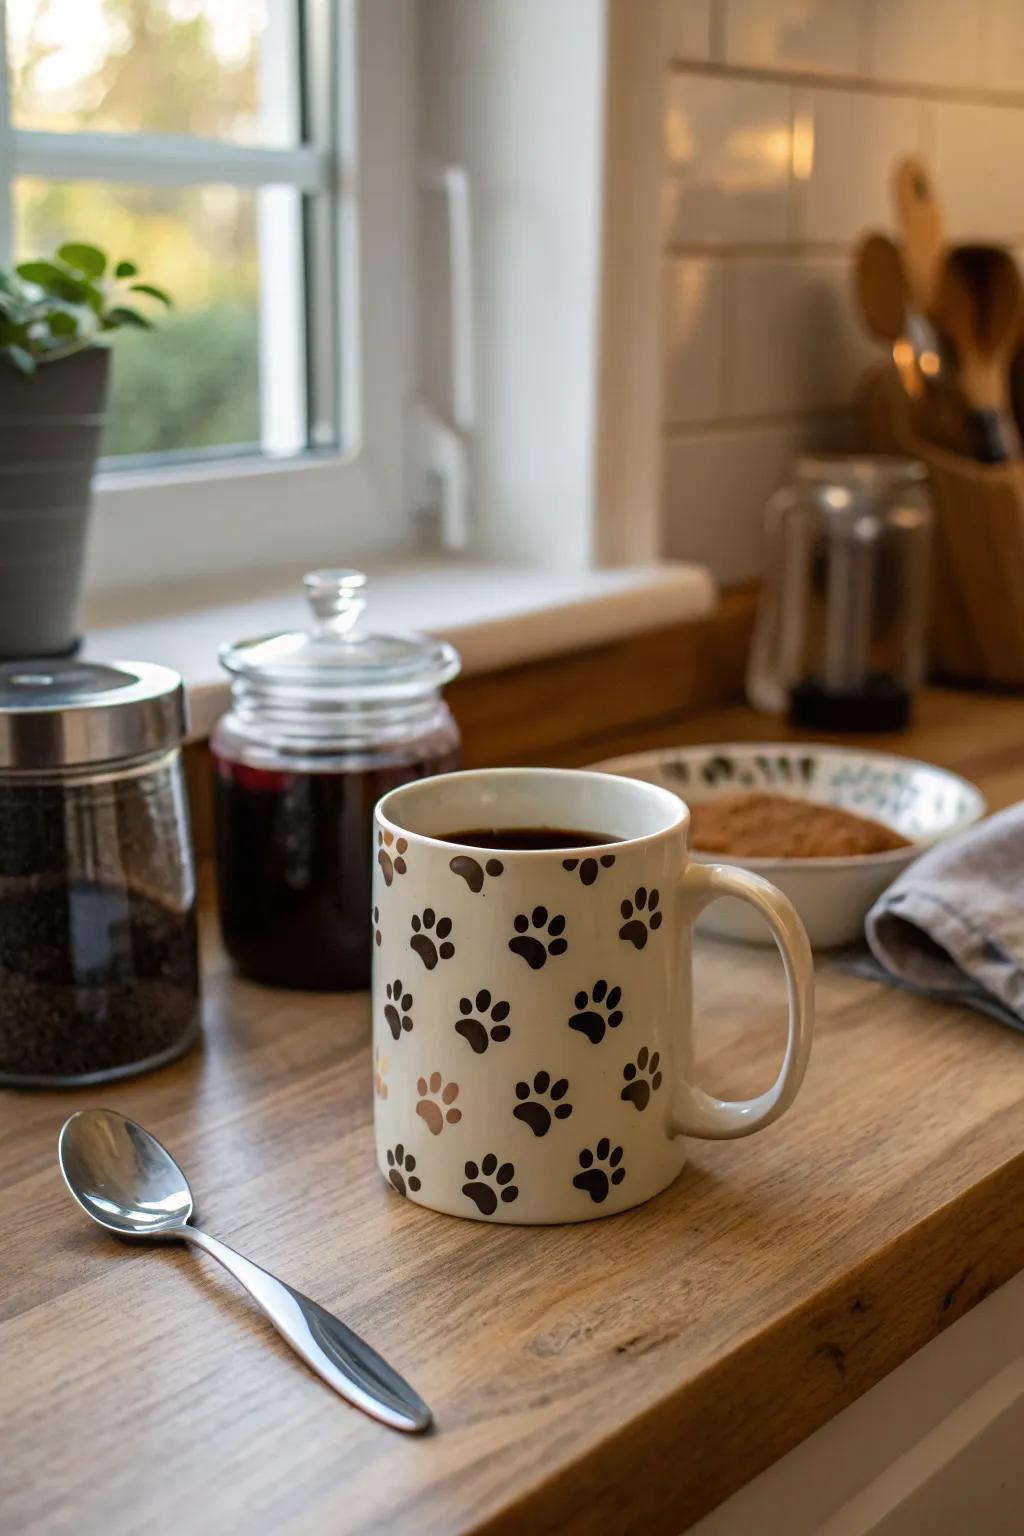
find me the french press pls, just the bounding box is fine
[747,456,933,731]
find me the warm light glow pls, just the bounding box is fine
[792,109,815,182]
[919,349,941,377]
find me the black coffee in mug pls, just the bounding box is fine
[444,826,621,851]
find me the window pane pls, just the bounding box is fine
[15,178,275,458]
[7,0,299,146]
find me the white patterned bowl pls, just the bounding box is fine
[592,744,986,949]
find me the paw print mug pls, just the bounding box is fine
[372,768,814,1223]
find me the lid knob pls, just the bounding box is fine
[303,568,367,638]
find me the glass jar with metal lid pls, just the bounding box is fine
[0,659,199,1086]
[212,569,462,991]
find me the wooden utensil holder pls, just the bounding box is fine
[858,364,1024,687]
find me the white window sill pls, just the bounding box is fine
[84,557,718,742]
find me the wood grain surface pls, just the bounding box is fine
[3,692,1024,1535]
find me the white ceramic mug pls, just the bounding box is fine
[372,768,814,1224]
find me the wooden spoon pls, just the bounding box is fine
[893,157,946,314]
[932,244,1023,461]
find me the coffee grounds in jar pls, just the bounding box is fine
[0,879,198,1083]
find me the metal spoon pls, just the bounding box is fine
[58,1108,431,1434]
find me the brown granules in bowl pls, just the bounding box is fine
[689,791,911,859]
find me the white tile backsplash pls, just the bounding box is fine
[659,1,1024,580]
[790,87,922,244]
[869,0,985,91]
[663,256,730,422]
[984,0,1024,94]
[927,102,1024,241]
[662,414,854,582]
[664,73,792,245]
[729,257,876,416]
[721,0,869,76]
[665,0,712,63]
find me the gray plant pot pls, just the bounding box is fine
[0,347,110,660]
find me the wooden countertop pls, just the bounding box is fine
[3,691,1024,1535]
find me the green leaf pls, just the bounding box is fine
[105,305,154,330]
[6,344,37,376]
[16,262,91,304]
[48,310,78,337]
[129,282,173,307]
[114,259,139,278]
[57,242,107,278]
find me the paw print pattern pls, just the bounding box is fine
[562,852,616,886]
[450,854,504,893]
[462,1154,519,1215]
[513,1071,572,1137]
[377,830,408,887]
[372,904,382,949]
[508,906,568,970]
[386,1144,420,1197]
[374,1046,389,1099]
[416,1073,462,1135]
[455,990,511,1054]
[410,908,455,970]
[568,979,623,1044]
[621,1046,662,1111]
[619,887,663,950]
[384,979,413,1040]
[572,1139,625,1205]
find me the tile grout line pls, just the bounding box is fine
[666,56,1024,112]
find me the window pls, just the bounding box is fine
[3,0,335,463]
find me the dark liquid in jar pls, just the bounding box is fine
[214,748,461,991]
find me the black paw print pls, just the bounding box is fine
[568,979,623,1044]
[372,904,382,949]
[562,852,616,886]
[508,906,568,969]
[386,1144,420,1197]
[621,1046,662,1111]
[619,887,663,950]
[462,1154,519,1215]
[450,853,504,893]
[384,978,413,1040]
[410,908,455,970]
[513,1071,572,1137]
[573,1138,625,1205]
[377,830,408,887]
[455,989,511,1053]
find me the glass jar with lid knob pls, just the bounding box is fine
[212,569,462,991]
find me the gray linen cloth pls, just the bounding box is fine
[858,802,1024,1033]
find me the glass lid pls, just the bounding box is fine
[219,570,461,703]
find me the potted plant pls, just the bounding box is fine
[0,244,171,659]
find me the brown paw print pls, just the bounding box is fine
[374,1046,389,1099]
[508,907,567,969]
[450,853,505,893]
[455,989,511,1053]
[372,905,382,948]
[621,1046,662,1111]
[410,909,455,969]
[416,1073,462,1135]
[619,887,662,950]
[377,829,408,887]
[386,1144,420,1197]
[562,852,616,886]
[384,978,414,1039]
[462,1155,518,1215]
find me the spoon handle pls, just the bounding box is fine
[183,1225,431,1433]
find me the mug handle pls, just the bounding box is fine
[671,862,815,1140]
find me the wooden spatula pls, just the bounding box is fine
[893,157,946,314]
[932,244,1024,461]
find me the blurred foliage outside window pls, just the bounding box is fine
[7,1,283,458]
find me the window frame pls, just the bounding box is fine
[0,0,412,599]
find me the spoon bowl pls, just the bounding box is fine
[59,1109,193,1237]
